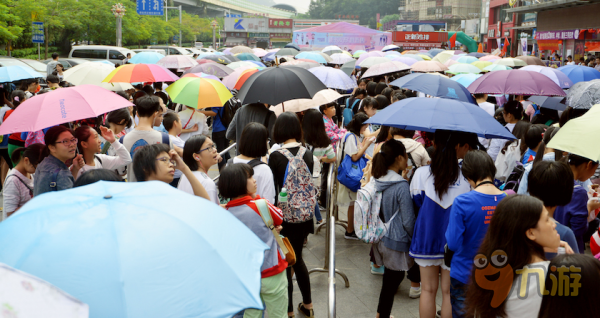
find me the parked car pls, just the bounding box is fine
[132,49,166,56]
[68,45,136,64]
[42,58,92,70]
[146,46,191,56]
[0,57,47,86]
[19,59,49,78]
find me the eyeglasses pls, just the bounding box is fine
[55,138,78,146]
[156,157,176,166]
[198,144,217,153]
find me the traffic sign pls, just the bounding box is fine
[32,22,44,43]
[137,0,163,15]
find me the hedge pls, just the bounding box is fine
[0,47,61,59]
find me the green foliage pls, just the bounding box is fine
[0,0,24,42]
[0,46,59,57]
[380,14,399,25]
[307,0,399,29]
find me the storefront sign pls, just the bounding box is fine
[249,32,269,38]
[270,33,291,38]
[537,40,560,50]
[226,32,247,38]
[269,18,293,28]
[535,29,580,40]
[395,42,442,49]
[392,32,447,43]
[224,17,268,32]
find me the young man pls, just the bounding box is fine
[46,74,60,90]
[226,102,276,155]
[163,111,185,187]
[566,55,575,65]
[46,53,60,76]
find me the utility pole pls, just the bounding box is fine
[211,20,219,49]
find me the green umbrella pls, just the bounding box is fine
[547,105,600,161]
[235,53,260,61]
[483,64,512,72]
[445,63,482,75]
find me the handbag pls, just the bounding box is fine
[337,133,368,192]
[255,199,296,267]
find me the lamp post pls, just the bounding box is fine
[211,20,219,49]
[112,3,126,47]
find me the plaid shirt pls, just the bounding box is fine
[323,115,346,153]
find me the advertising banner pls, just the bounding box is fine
[292,31,391,51]
[224,17,268,32]
[535,29,580,40]
[269,18,293,28]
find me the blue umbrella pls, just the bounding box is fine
[456,56,479,64]
[366,97,515,139]
[557,65,600,84]
[247,60,267,68]
[389,73,476,104]
[428,48,444,57]
[236,53,261,62]
[450,73,482,88]
[0,181,268,318]
[0,65,43,82]
[262,52,276,62]
[129,52,164,64]
[308,66,357,90]
[467,52,488,58]
[296,52,328,64]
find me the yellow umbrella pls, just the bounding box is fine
[471,61,493,70]
[341,51,353,57]
[547,105,600,161]
[417,54,432,61]
[432,52,453,64]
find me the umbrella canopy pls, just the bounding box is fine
[402,50,421,55]
[353,50,367,58]
[383,44,400,52]
[444,59,459,67]
[446,63,482,74]
[361,61,411,78]
[471,60,492,70]
[222,67,260,89]
[329,53,355,65]
[182,72,221,81]
[197,52,218,59]
[280,61,320,70]
[102,64,178,83]
[262,52,276,62]
[528,96,567,111]
[236,53,261,61]
[391,56,419,66]
[0,263,89,318]
[466,52,488,58]
[156,55,198,70]
[252,48,268,57]
[557,65,600,84]
[63,62,118,86]
[547,105,600,161]
[222,48,232,55]
[0,85,133,134]
[0,65,43,82]
[384,51,402,57]
[341,60,357,76]
[227,61,259,70]
[308,66,357,90]
[202,55,232,64]
[428,48,445,57]
[456,56,479,64]
[365,97,516,139]
[432,52,454,64]
[356,52,386,66]
[183,63,233,78]
[467,70,567,96]
[166,77,233,108]
[515,56,545,66]
[297,51,333,64]
[0,181,268,318]
[410,61,449,73]
[284,43,300,51]
[195,59,218,65]
[276,48,299,57]
[390,73,476,104]
[493,58,527,67]
[479,55,502,62]
[322,45,342,53]
[270,89,343,116]
[358,57,390,68]
[128,52,164,64]
[98,82,134,92]
[483,64,512,72]
[520,65,573,89]
[230,46,254,54]
[222,55,241,63]
[401,54,425,61]
[237,66,327,105]
[417,54,432,60]
[450,74,482,88]
[566,80,600,109]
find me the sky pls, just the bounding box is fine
[247,0,311,14]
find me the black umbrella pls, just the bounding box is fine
[284,43,300,51]
[528,96,567,111]
[202,55,231,65]
[222,55,241,63]
[237,66,327,107]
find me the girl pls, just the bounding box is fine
[494,120,530,182]
[372,139,416,318]
[320,102,346,152]
[5,90,27,166]
[219,163,288,318]
[54,63,65,82]
[487,101,524,161]
[359,96,378,118]
[33,126,85,196]
[3,144,44,218]
[179,135,221,204]
[517,126,561,195]
[19,79,39,99]
[445,150,507,317]
[73,125,132,179]
[410,129,476,318]
[520,124,546,165]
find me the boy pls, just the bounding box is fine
[163,111,185,187]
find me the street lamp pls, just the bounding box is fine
[211,20,219,49]
[112,3,126,47]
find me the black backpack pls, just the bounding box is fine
[503,159,526,193]
[220,98,242,128]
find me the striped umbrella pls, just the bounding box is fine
[165,78,233,109]
[223,67,260,90]
[181,72,221,82]
[102,64,179,83]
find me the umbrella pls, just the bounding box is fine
[432,52,454,64]
[247,60,266,68]
[557,65,600,84]
[182,72,221,82]
[417,54,433,60]
[296,52,332,64]
[0,181,268,318]
[402,54,425,61]
[358,57,390,68]
[390,73,475,103]
[0,85,133,134]
[0,263,89,318]
[222,67,260,89]
[410,61,449,73]
[329,53,355,65]
[446,63,482,74]
[528,96,567,111]
[222,55,241,63]
[480,55,502,62]
[63,62,118,86]
[223,48,232,55]
[0,65,43,82]
[456,56,479,64]
[195,58,218,65]
[276,48,299,57]
[102,64,179,83]
[228,61,260,70]
[280,61,320,70]
[284,43,300,51]
[128,52,164,64]
[444,59,459,67]
[308,66,357,90]
[493,58,527,67]
[402,50,421,55]
[322,45,342,54]
[236,53,261,61]
[428,48,445,57]
[237,66,327,106]
[230,46,254,54]
[566,80,600,109]
[98,82,134,92]
[202,55,231,64]
[252,48,268,57]
[365,97,516,139]
[383,44,400,52]
[483,64,512,72]
[515,56,545,66]
[385,51,402,57]
[467,70,566,96]
[270,89,344,116]
[156,55,198,70]
[184,63,234,78]
[94,60,115,66]
[547,105,600,161]
[520,65,573,89]
[353,50,367,58]
[450,74,482,88]
[197,53,218,59]
[341,60,357,76]
[467,52,489,58]
[262,52,276,62]
[392,56,419,66]
[166,77,233,108]
[471,60,492,70]
[361,61,411,78]
[356,52,387,66]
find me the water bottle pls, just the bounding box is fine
[278,188,288,204]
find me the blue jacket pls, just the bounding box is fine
[375,170,415,252]
[555,183,588,253]
[545,221,579,259]
[33,154,74,196]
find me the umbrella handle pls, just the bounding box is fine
[282,101,285,113]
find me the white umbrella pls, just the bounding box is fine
[382,44,400,52]
[361,61,411,78]
[156,55,198,71]
[98,82,134,91]
[322,45,342,53]
[358,57,390,68]
[270,89,344,116]
[0,263,89,318]
[63,62,116,86]
[329,53,355,65]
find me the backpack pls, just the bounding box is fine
[276,147,318,223]
[503,159,526,193]
[226,158,266,168]
[354,179,399,243]
[343,98,359,127]
[337,133,368,192]
[220,98,242,128]
[25,130,45,147]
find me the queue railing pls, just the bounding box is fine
[212,143,236,182]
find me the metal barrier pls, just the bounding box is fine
[212,143,237,182]
[315,139,348,235]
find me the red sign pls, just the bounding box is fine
[537,40,560,51]
[392,32,448,43]
[395,42,443,49]
[269,18,292,28]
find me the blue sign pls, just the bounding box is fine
[225,13,242,18]
[173,35,179,42]
[32,22,44,43]
[234,19,245,30]
[136,0,163,15]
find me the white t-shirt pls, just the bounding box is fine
[343,132,362,157]
[76,140,132,179]
[233,157,276,204]
[121,129,173,182]
[478,101,495,117]
[169,135,185,179]
[177,170,219,204]
[177,108,209,142]
[566,61,575,65]
[504,260,549,318]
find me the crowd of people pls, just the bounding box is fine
[1,48,600,318]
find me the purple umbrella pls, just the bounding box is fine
[392,57,419,66]
[183,63,234,78]
[520,65,573,89]
[467,70,566,96]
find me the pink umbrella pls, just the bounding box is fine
[222,66,260,89]
[391,57,418,66]
[156,55,198,70]
[480,55,501,62]
[444,59,459,67]
[252,48,268,57]
[0,85,133,135]
[411,61,449,73]
[467,70,567,96]
[361,61,411,78]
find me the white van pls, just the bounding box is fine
[69,45,136,64]
[147,46,192,56]
[133,48,167,56]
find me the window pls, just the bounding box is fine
[72,50,91,58]
[444,6,452,14]
[500,4,513,22]
[109,50,125,60]
[427,7,436,15]
[168,48,181,55]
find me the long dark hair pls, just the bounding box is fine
[302,109,331,148]
[375,125,391,144]
[372,139,407,179]
[559,106,588,127]
[10,90,26,109]
[10,143,45,167]
[430,130,475,198]
[501,120,530,155]
[346,113,370,136]
[74,126,94,157]
[465,195,546,318]
[533,126,559,165]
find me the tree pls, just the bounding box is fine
[0,0,23,46]
[307,0,399,29]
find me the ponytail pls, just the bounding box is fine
[11,144,45,166]
[372,139,407,179]
[10,90,26,109]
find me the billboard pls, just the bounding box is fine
[292,32,391,51]
[224,17,268,32]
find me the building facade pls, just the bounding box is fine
[223,17,293,48]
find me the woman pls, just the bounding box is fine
[73,125,132,179]
[520,124,547,165]
[410,129,476,318]
[3,144,44,218]
[232,123,276,204]
[372,139,416,318]
[445,150,507,317]
[54,63,65,82]
[321,102,347,153]
[465,195,565,318]
[219,163,288,318]
[179,135,221,204]
[488,101,524,161]
[495,120,531,182]
[268,112,316,318]
[33,126,85,196]
[517,126,561,195]
[19,78,39,99]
